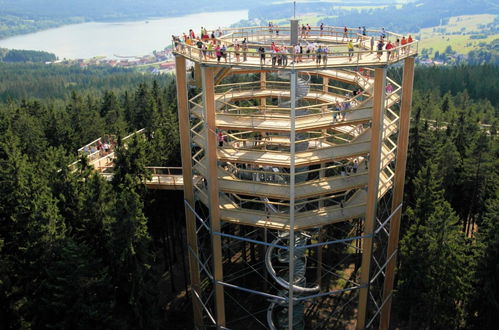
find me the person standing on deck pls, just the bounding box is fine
[333,101,341,122]
[394,38,400,58]
[376,39,384,60]
[353,159,358,173]
[401,36,407,54]
[385,40,394,61]
[215,44,222,63]
[407,35,413,53]
[370,36,375,53]
[234,42,241,62]
[385,82,394,94]
[218,131,224,147]
[343,26,348,41]
[258,46,266,65]
[347,40,354,61]
[221,44,227,62]
[271,48,278,67]
[242,38,248,61]
[320,23,324,36]
[196,39,204,60]
[316,45,322,64]
[292,44,299,63]
[207,41,214,58]
[281,46,288,66]
[322,46,328,66]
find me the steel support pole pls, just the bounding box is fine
[202,65,226,327]
[175,55,204,328]
[288,70,297,329]
[356,67,386,329]
[260,71,267,108]
[379,56,415,330]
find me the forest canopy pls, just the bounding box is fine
[0,62,497,328]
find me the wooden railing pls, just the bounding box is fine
[100,166,187,190]
[173,25,418,69]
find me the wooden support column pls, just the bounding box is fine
[379,57,415,330]
[356,67,386,329]
[322,77,329,113]
[175,55,203,329]
[319,162,326,208]
[323,76,329,93]
[260,71,267,108]
[202,65,226,327]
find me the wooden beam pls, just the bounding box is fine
[202,65,226,327]
[356,67,386,329]
[175,55,204,329]
[379,56,415,330]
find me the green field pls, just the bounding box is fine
[418,14,498,55]
[420,14,497,35]
[419,34,498,54]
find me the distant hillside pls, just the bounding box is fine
[249,0,499,33]
[0,0,264,39]
[0,0,263,19]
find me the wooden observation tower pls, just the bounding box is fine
[173,21,417,329]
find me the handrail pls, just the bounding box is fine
[173,35,418,69]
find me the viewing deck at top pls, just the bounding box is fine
[172,25,418,70]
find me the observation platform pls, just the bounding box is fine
[73,130,195,191]
[172,25,418,70]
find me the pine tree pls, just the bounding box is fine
[108,133,159,328]
[467,193,499,328]
[0,131,65,327]
[133,83,158,134]
[27,239,115,328]
[397,161,473,329]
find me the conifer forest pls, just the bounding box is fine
[0,63,497,329]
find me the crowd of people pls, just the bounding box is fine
[172,25,414,65]
[81,136,116,158]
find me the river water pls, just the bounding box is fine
[0,10,248,59]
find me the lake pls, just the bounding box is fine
[0,10,248,59]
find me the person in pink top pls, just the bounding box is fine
[217,131,224,147]
[271,42,277,52]
[215,45,222,63]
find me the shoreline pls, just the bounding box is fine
[0,8,249,41]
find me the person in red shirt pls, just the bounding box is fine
[401,36,407,54]
[385,41,394,60]
[407,35,413,54]
[343,26,348,41]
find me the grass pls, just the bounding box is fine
[419,14,497,37]
[420,34,498,54]
[417,14,499,55]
